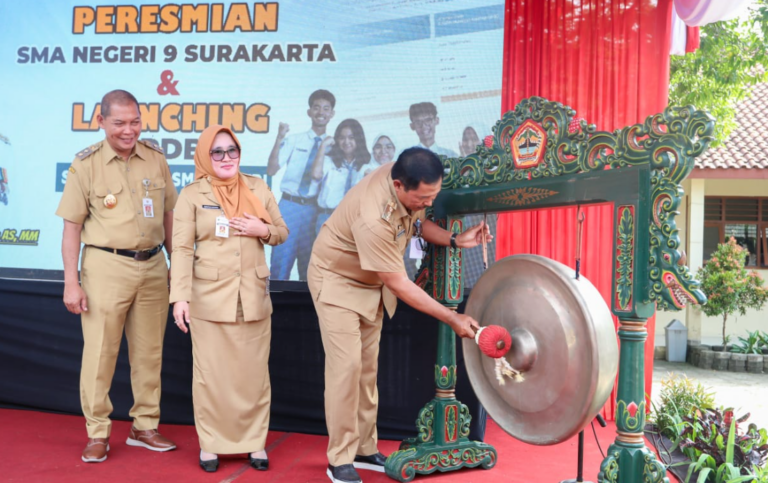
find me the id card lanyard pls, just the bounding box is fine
[142,179,154,218]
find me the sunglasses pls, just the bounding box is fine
[209,147,240,162]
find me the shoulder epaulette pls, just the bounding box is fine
[75,141,103,160]
[139,138,164,154]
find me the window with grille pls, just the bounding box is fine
[704,197,768,267]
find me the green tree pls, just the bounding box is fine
[696,238,768,345]
[669,1,768,146]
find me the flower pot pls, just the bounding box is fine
[698,350,715,370]
[763,356,768,374]
[729,353,747,372]
[713,351,730,371]
[690,346,702,366]
[747,354,764,374]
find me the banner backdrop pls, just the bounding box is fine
[0,1,504,281]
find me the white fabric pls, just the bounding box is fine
[670,3,688,56]
[673,0,752,26]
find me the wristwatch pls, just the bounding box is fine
[450,232,458,249]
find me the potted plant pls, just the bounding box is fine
[710,335,732,353]
[649,374,715,439]
[678,408,768,482]
[733,331,766,354]
[696,238,768,349]
[760,331,768,356]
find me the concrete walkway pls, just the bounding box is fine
[652,359,768,431]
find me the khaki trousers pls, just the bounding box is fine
[79,246,169,438]
[189,299,271,454]
[315,298,384,466]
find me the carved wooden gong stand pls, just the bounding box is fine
[384,97,713,483]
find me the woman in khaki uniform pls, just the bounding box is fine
[170,125,288,473]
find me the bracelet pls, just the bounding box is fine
[450,232,458,249]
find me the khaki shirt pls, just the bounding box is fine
[56,140,178,250]
[309,163,425,320]
[169,174,289,323]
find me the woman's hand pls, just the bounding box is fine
[173,301,191,334]
[230,212,269,238]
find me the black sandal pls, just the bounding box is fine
[249,453,269,471]
[199,450,219,472]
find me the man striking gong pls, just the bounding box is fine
[308,147,491,483]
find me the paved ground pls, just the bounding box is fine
[651,359,768,430]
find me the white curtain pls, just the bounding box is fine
[670,3,689,55]
[673,0,753,26]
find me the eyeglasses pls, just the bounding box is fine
[412,117,436,128]
[210,147,240,162]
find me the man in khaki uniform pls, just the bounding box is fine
[308,147,490,483]
[57,90,179,463]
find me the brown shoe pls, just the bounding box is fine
[82,438,110,463]
[126,426,176,452]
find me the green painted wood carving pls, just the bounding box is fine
[389,97,714,483]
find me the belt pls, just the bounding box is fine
[318,207,335,215]
[282,193,317,206]
[91,244,164,261]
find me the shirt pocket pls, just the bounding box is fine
[93,181,124,213]
[139,178,166,213]
[255,264,270,279]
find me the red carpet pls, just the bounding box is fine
[0,409,670,482]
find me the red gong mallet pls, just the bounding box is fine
[472,325,523,385]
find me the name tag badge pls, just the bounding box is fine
[215,216,229,238]
[202,204,221,209]
[409,238,424,259]
[396,228,406,239]
[142,198,155,218]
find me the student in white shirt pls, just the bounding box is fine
[311,118,371,234]
[371,134,396,166]
[409,102,457,158]
[266,89,335,280]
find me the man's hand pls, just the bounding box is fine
[63,283,88,314]
[455,220,493,249]
[449,313,480,339]
[173,301,191,334]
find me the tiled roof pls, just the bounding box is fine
[696,82,768,170]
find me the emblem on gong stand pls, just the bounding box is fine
[510,119,547,169]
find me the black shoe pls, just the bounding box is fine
[249,454,269,471]
[353,452,387,473]
[327,463,362,483]
[199,451,219,473]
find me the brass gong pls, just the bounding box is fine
[463,254,619,445]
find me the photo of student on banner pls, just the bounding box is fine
[409,102,457,158]
[312,119,371,235]
[403,102,457,280]
[458,122,498,290]
[371,134,397,168]
[267,89,336,281]
[0,167,8,206]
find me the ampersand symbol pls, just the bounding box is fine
[157,70,179,96]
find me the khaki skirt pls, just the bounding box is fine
[189,299,271,454]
